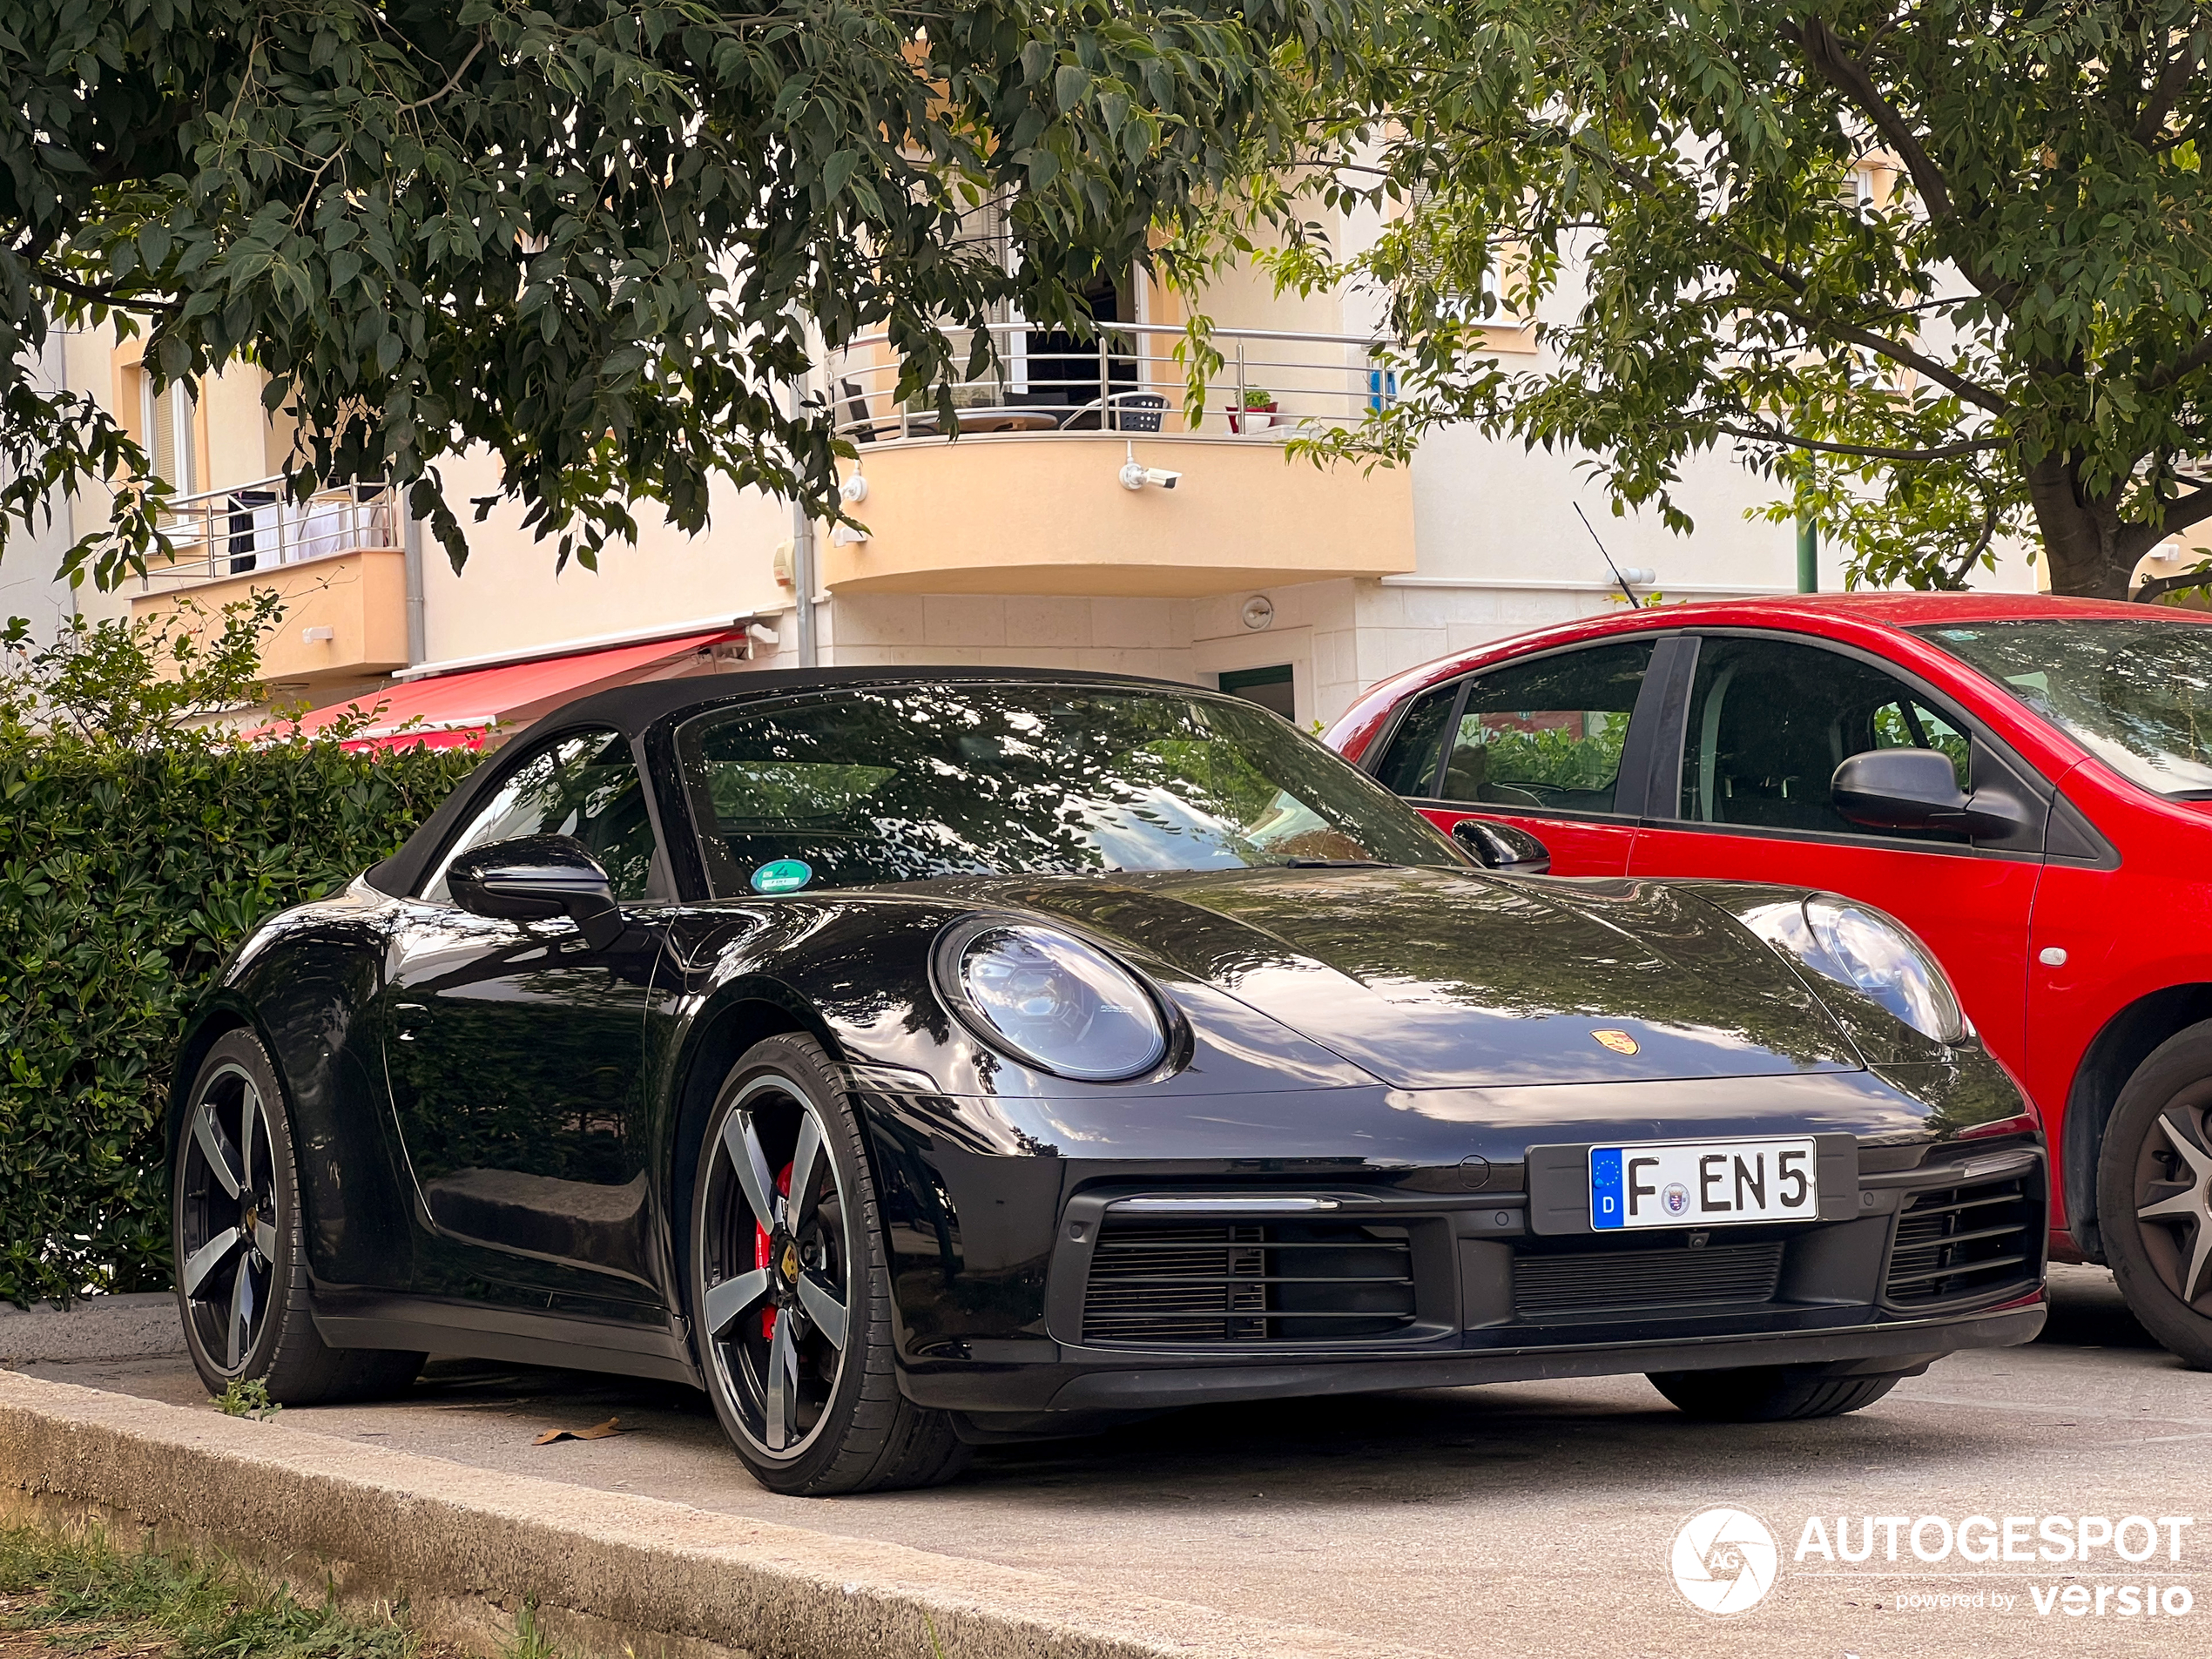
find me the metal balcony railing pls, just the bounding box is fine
[138,476,400,590]
[826,320,1396,445]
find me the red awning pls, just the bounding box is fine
[277,629,738,752]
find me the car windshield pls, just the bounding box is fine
[675,683,1462,896]
[1911,617,2212,798]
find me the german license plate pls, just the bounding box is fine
[1588,1137,1817,1231]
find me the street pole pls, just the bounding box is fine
[790,490,818,668]
[783,342,820,668]
[401,486,428,665]
[1796,516,1818,594]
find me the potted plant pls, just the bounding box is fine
[1228,386,1278,435]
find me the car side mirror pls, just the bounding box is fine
[447,834,624,950]
[1451,818,1552,874]
[1831,750,2027,838]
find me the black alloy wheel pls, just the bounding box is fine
[177,1052,280,1373]
[691,1034,968,1494]
[2099,1021,2212,1369]
[172,1029,424,1401]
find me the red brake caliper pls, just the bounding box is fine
[754,1161,793,1339]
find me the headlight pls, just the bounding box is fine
[938,921,1170,1082]
[1741,894,1967,1049]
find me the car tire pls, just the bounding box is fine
[689,1033,970,1494]
[1646,1366,1899,1421]
[2096,1021,2212,1370]
[172,1028,424,1403]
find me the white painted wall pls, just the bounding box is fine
[1,338,89,644]
[825,590,1197,684]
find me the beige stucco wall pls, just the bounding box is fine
[823,435,1415,597]
[130,548,410,698]
[416,448,795,665]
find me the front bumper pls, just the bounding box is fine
[882,1132,2049,1417]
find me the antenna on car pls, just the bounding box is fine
[1574,502,1648,609]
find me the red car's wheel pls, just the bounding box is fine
[2098,1021,2212,1370]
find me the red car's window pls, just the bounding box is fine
[1677,637,1968,843]
[1912,617,2212,799]
[1370,682,1459,796]
[1439,641,1656,814]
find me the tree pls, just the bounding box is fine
[1264,3,2212,598]
[2,0,1345,588]
[1,590,280,746]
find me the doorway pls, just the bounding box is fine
[1218,664,1296,721]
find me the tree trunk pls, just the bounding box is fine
[2024,452,2168,599]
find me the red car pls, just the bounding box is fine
[1327,593,2212,1367]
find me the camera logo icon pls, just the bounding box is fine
[1670,1507,1779,1614]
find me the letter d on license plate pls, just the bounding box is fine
[1588,1137,1817,1231]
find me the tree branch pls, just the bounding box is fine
[31,266,179,314]
[2133,566,2211,602]
[1790,17,1953,222]
[1716,421,2003,462]
[2155,480,2212,541]
[1937,501,2003,588]
[2144,329,2212,393]
[1787,15,2020,310]
[1779,306,2012,415]
[2133,34,2200,149]
[395,30,488,119]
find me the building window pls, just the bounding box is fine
[1218,664,1295,721]
[140,374,198,494]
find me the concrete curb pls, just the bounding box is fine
[0,1372,1441,1659]
[0,1294,185,1362]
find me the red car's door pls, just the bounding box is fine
[1361,637,1679,876]
[1625,633,2042,1065]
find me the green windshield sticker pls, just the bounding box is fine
[750,859,813,894]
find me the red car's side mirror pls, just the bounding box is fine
[1831,749,2027,838]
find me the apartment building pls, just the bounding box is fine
[20,188,2051,746]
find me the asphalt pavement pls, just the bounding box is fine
[16,1264,2209,1658]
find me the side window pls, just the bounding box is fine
[1371,682,1460,797]
[1437,640,1656,814]
[422,727,660,902]
[1678,637,1968,843]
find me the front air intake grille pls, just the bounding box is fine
[1081,1219,1418,1345]
[1514,1242,1784,1318]
[1885,1174,2040,1307]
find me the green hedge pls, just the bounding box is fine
[0,738,477,1305]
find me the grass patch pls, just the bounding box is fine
[0,1523,448,1659]
[208,1380,281,1422]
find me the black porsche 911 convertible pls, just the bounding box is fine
[172,668,2047,1493]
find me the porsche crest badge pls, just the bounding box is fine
[1591,1029,1640,1055]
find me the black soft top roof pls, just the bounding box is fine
[538,663,1193,740]
[367,664,1197,897]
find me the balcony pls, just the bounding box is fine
[128,477,410,693]
[820,322,1416,597]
